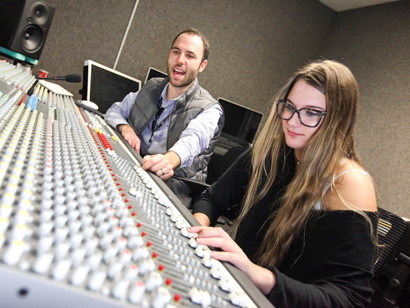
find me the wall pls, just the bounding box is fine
[317,0,410,217]
[36,0,333,114]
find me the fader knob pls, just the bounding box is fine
[152,287,171,308]
[145,271,163,291]
[129,281,146,304]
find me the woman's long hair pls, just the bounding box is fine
[236,60,364,266]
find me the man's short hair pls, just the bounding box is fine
[171,28,210,62]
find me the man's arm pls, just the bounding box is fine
[117,124,141,154]
[105,91,140,153]
[169,104,223,168]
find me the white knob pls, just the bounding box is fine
[88,270,106,291]
[189,287,212,307]
[128,235,143,249]
[129,281,146,304]
[229,292,255,308]
[103,246,119,261]
[70,265,90,286]
[54,227,69,242]
[188,238,198,248]
[124,265,139,281]
[112,279,129,299]
[32,252,54,274]
[72,248,86,264]
[139,259,155,275]
[152,287,171,308]
[11,224,28,241]
[108,262,124,279]
[70,233,84,249]
[37,236,53,254]
[84,238,98,254]
[132,246,149,262]
[145,271,163,291]
[0,203,13,219]
[2,240,26,265]
[54,241,71,260]
[180,227,196,239]
[87,253,102,270]
[52,259,72,281]
[0,218,9,235]
[118,249,132,264]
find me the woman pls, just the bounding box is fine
[190,60,378,307]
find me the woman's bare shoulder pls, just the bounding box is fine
[324,160,377,212]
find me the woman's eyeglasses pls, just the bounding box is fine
[277,100,326,128]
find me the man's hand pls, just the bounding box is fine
[118,124,141,154]
[142,151,181,180]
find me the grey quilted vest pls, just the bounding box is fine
[128,77,224,182]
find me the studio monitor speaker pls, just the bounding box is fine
[0,0,55,60]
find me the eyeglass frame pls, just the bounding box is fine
[276,100,326,128]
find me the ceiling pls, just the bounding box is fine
[318,0,401,12]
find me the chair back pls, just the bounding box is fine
[370,207,410,308]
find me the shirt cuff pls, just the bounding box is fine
[169,143,192,168]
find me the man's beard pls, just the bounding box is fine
[167,64,199,88]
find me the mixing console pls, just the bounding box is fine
[0,61,273,308]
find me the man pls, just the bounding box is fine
[105,28,224,207]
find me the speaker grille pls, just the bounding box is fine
[21,25,43,52]
[31,2,50,26]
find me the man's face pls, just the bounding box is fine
[167,33,207,90]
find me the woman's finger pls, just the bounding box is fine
[190,226,230,239]
[196,236,241,253]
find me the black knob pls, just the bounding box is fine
[389,278,401,289]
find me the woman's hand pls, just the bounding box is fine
[189,226,276,295]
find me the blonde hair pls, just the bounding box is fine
[236,60,364,266]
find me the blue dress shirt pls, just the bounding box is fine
[105,83,223,169]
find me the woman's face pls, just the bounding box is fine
[281,79,326,159]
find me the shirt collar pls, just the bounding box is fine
[160,83,185,107]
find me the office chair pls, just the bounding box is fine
[370,207,410,308]
[173,143,250,225]
[206,143,250,185]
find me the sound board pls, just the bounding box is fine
[0,60,274,308]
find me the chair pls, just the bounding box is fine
[206,142,250,185]
[174,142,250,202]
[370,207,410,308]
[173,142,250,225]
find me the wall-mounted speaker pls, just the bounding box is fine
[0,0,55,61]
